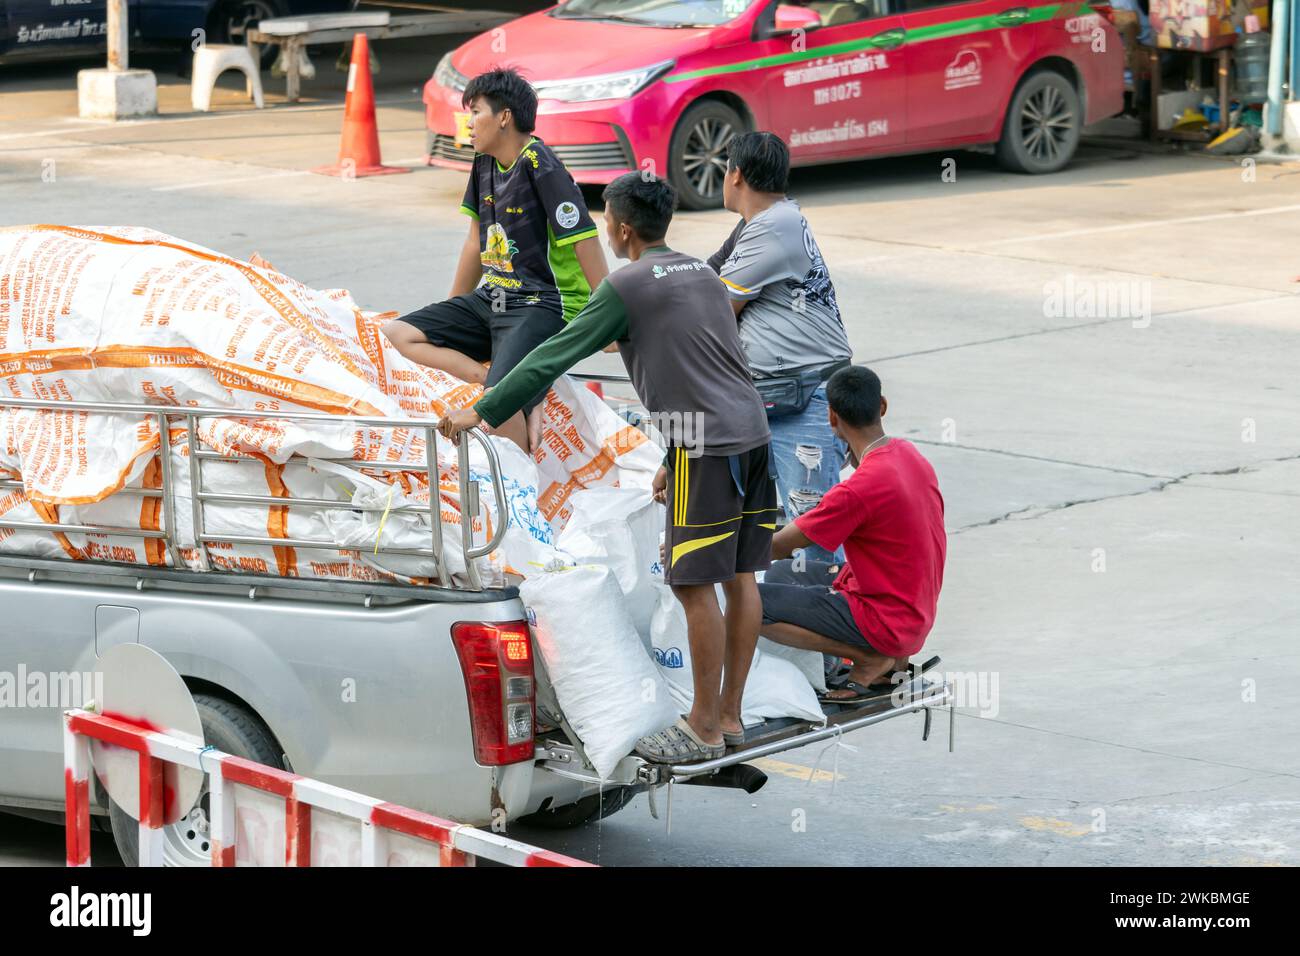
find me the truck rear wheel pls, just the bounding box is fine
[108,693,283,867]
[517,786,636,829]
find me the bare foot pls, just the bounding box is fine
[684,715,724,748]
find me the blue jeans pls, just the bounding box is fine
[767,385,846,564]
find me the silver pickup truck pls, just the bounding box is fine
[0,397,951,866]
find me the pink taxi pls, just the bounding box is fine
[424,1,1124,209]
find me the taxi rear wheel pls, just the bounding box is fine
[996,69,1081,174]
[669,100,746,210]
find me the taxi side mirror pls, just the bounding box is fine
[773,4,821,33]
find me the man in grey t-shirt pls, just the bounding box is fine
[707,132,851,562]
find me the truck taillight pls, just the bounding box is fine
[451,621,535,766]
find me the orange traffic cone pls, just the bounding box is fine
[313,34,409,179]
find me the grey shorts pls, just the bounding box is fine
[758,558,880,654]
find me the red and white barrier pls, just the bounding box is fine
[63,709,592,868]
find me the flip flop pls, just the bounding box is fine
[818,680,893,704]
[634,717,725,764]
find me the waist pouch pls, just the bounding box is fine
[755,360,850,418]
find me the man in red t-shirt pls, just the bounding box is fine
[761,365,947,701]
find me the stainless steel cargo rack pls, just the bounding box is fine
[0,398,508,591]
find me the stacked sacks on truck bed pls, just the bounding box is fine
[0,225,661,586]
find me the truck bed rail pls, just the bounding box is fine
[0,398,507,591]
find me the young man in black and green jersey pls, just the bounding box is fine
[383,68,607,450]
[440,173,778,764]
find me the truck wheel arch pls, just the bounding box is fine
[138,620,319,774]
[182,677,292,771]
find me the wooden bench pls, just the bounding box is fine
[247,7,515,102]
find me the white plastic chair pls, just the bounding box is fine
[191,44,264,113]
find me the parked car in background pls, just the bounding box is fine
[424,0,1125,208]
[0,0,352,64]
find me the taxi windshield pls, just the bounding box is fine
[552,0,759,28]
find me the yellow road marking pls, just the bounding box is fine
[1019,816,1092,837]
[751,757,841,784]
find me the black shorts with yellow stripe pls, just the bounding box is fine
[663,443,778,586]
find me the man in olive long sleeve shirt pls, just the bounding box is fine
[441,174,776,764]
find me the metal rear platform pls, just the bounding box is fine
[535,658,955,795]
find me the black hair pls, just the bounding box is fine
[462,68,537,133]
[826,365,883,428]
[726,131,790,194]
[601,173,678,242]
